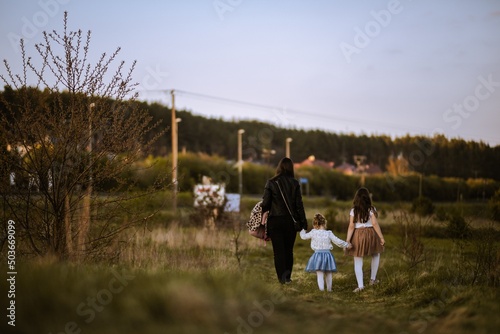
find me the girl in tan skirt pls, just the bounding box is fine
[345,187,385,292]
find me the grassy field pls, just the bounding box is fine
[1,200,499,334]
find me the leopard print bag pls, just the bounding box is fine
[246,201,270,241]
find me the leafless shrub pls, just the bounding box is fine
[0,12,166,261]
[451,221,499,287]
[394,211,427,269]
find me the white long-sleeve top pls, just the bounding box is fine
[300,229,349,251]
[349,208,376,228]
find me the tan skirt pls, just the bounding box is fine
[345,227,384,257]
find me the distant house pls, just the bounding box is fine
[365,163,383,175]
[295,155,334,169]
[335,162,382,175]
[294,156,383,176]
[335,162,356,175]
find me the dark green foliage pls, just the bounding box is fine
[489,189,500,221]
[6,88,500,181]
[4,90,499,203]
[469,227,500,286]
[434,206,448,221]
[451,225,500,287]
[323,207,339,232]
[394,212,426,269]
[447,212,471,239]
[121,154,500,203]
[241,162,274,194]
[411,196,435,216]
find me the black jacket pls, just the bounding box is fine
[261,175,307,230]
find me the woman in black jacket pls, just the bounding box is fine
[261,157,307,284]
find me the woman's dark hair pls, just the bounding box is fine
[273,157,295,179]
[352,187,378,223]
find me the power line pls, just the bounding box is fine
[138,89,397,128]
[173,89,393,129]
[135,88,456,136]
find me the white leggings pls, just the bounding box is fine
[316,271,333,291]
[354,254,380,288]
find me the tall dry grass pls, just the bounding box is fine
[118,222,262,272]
[2,202,499,334]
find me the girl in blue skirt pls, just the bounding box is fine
[300,213,352,291]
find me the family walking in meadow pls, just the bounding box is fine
[260,157,385,292]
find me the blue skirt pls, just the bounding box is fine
[305,250,337,272]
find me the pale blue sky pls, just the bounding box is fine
[1,0,499,146]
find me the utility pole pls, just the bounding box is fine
[238,129,245,195]
[286,137,293,159]
[171,90,178,213]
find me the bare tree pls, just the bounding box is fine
[0,12,165,261]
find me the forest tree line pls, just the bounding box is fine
[2,87,499,181]
[142,100,500,181]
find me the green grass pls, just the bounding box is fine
[1,197,498,333]
[1,222,499,334]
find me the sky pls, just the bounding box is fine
[1,0,499,146]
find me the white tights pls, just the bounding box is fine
[316,271,333,291]
[354,254,380,288]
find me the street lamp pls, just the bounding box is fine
[286,137,293,158]
[172,116,181,212]
[171,90,180,213]
[238,129,245,195]
[262,148,276,165]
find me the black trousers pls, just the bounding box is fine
[267,215,297,283]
